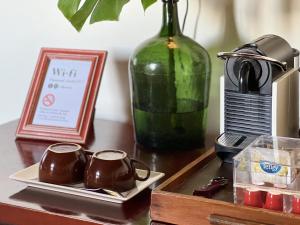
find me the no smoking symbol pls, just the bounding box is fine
[42,94,55,107]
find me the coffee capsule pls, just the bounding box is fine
[243,188,263,208]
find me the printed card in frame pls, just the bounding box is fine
[16,48,107,144]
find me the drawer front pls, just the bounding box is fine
[209,214,272,225]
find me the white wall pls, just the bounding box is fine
[1,0,300,138]
[0,0,215,124]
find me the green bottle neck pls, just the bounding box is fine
[159,0,182,37]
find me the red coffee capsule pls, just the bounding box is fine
[292,195,300,214]
[264,191,283,211]
[243,188,263,208]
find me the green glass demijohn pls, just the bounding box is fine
[129,0,211,150]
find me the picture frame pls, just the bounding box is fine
[16,48,107,144]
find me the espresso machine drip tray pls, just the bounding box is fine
[215,133,257,163]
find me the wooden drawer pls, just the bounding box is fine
[150,148,300,225]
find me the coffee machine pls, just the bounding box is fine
[215,35,299,163]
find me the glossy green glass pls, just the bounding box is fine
[129,0,211,150]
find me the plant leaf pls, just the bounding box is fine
[90,0,130,23]
[58,0,81,20]
[70,0,99,31]
[141,0,157,11]
[58,0,157,31]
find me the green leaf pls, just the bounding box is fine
[70,0,99,31]
[58,0,157,31]
[58,0,81,20]
[141,0,157,10]
[90,0,130,23]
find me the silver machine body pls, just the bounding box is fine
[216,35,299,162]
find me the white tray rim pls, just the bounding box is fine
[9,163,165,204]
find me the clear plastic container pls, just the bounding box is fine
[233,135,300,214]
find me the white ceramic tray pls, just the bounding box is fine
[10,163,165,203]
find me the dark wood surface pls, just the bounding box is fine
[169,157,234,202]
[0,119,213,225]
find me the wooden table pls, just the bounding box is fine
[0,119,213,225]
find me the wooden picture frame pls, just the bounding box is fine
[16,48,107,144]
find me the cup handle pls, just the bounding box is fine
[82,149,94,164]
[130,159,151,181]
[83,149,94,156]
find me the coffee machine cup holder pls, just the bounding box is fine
[217,52,287,71]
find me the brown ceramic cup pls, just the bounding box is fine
[84,150,151,192]
[39,143,91,185]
